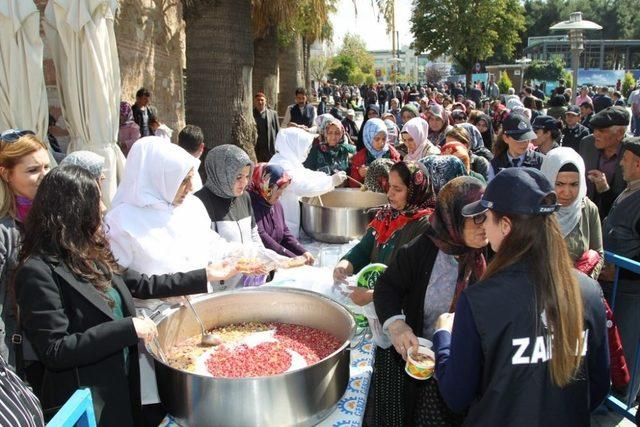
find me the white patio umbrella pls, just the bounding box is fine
[0,0,50,143]
[44,0,125,203]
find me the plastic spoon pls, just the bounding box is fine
[184,297,222,346]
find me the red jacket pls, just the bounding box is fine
[349,146,401,188]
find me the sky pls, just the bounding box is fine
[330,0,415,52]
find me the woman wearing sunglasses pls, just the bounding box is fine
[372,176,487,426]
[433,168,609,426]
[0,129,51,369]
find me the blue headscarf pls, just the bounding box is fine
[363,118,389,159]
[419,155,468,194]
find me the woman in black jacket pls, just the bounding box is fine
[15,166,237,426]
[373,176,487,426]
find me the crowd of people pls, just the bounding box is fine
[0,74,638,427]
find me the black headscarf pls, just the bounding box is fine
[476,114,494,151]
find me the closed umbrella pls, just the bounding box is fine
[44,0,125,202]
[0,0,50,144]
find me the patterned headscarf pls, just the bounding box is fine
[364,158,394,193]
[427,176,487,311]
[384,119,399,147]
[317,115,347,151]
[419,155,467,194]
[120,101,134,126]
[441,142,471,173]
[455,123,484,150]
[369,161,435,245]
[204,144,253,198]
[249,163,291,203]
[400,103,419,121]
[363,118,389,159]
[60,151,105,180]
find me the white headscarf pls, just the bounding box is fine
[268,127,334,237]
[111,136,194,209]
[106,136,225,275]
[401,117,430,161]
[540,147,587,237]
[270,127,316,170]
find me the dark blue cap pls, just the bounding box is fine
[565,105,580,115]
[502,113,537,141]
[462,167,559,216]
[531,115,559,131]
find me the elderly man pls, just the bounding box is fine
[341,109,359,145]
[600,136,640,401]
[579,106,630,218]
[253,92,280,162]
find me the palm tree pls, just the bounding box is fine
[183,0,257,160]
[277,0,334,115]
[277,35,305,117]
[251,0,299,112]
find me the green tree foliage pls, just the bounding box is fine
[523,58,565,82]
[328,33,375,84]
[622,72,637,98]
[563,70,573,93]
[338,33,374,74]
[411,0,525,85]
[498,71,513,94]
[328,54,357,83]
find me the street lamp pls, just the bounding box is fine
[550,12,601,104]
[515,57,532,91]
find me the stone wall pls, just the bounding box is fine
[34,0,186,148]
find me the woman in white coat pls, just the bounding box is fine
[268,128,347,237]
[104,136,238,413]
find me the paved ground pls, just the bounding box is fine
[592,408,636,426]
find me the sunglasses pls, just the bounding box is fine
[472,213,487,225]
[0,129,35,144]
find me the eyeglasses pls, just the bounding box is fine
[0,129,35,144]
[472,213,487,225]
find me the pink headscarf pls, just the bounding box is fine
[401,117,430,161]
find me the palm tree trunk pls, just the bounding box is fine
[277,35,304,117]
[302,36,312,95]
[184,0,257,161]
[253,26,279,112]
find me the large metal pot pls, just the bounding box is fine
[300,188,387,243]
[151,288,356,427]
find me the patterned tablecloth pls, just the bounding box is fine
[316,336,375,427]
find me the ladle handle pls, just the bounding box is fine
[346,175,365,188]
[184,296,207,336]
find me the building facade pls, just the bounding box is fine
[523,36,640,70]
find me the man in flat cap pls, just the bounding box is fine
[600,136,640,402]
[579,106,630,217]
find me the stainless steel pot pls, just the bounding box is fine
[300,189,387,243]
[150,288,356,427]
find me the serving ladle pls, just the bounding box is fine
[184,296,222,346]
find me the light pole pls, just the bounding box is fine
[515,57,532,91]
[550,12,601,104]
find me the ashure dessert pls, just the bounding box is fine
[166,322,342,378]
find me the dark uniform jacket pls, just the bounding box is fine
[459,263,609,426]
